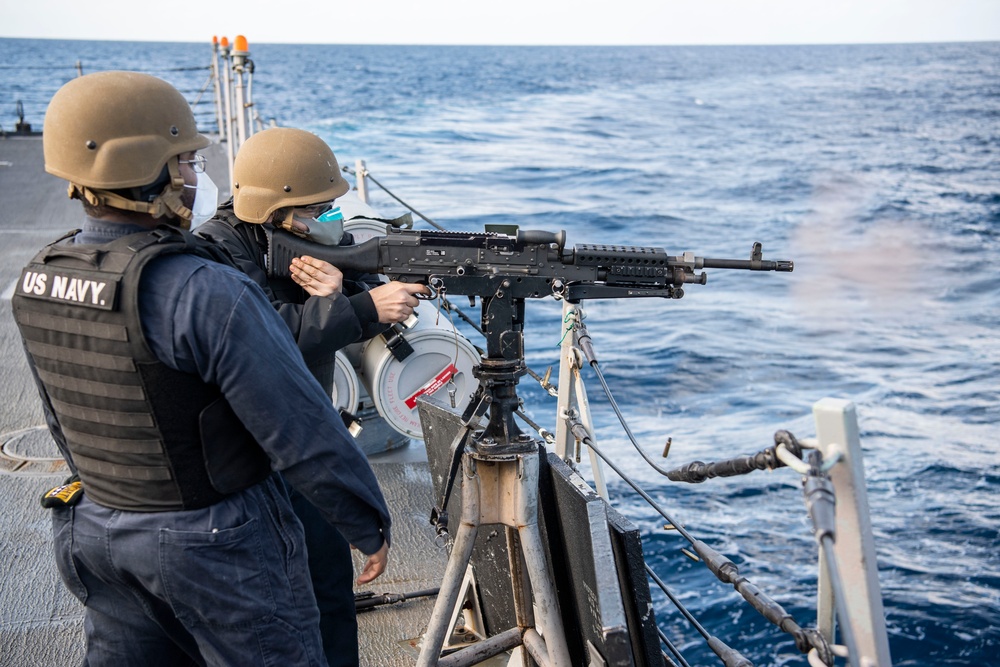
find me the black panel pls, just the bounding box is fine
[606,504,661,667]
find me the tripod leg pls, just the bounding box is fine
[417,457,480,667]
[515,454,572,667]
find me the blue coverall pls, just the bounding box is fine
[36,219,391,666]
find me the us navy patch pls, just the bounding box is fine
[17,267,119,311]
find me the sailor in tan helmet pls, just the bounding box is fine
[197,126,427,666]
[13,71,391,666]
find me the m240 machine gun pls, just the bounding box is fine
[269,225,792,441]
[268,225,793,303]
[268,224,792,456]
[268,225,794,667]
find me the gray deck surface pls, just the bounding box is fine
[0,135,447,666]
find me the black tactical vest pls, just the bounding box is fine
[11,226,272,511]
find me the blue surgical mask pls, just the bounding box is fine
[304,205,345,246]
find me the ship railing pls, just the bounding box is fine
[553,304,891,667]
[209,35,275,189]
[1,58,215,138]
[1,37,274,192]
[351,165,893,667]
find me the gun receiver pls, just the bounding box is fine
[268,226,793,302]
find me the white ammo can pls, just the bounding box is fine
[358,300,480,440]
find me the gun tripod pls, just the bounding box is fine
[416,287,572,667]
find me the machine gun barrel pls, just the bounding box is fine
[703,241,793,272]
[703,257,794,272]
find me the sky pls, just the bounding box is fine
[3,0,999,46]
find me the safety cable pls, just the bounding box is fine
[646,566,752,667]
[0,64,209,72]
[0,65,80,70]
[566,324,840,664]
[571,410,832,663]
[656,627,688,667]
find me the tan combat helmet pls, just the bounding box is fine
[43,71,210,227]
[232,127,349,224]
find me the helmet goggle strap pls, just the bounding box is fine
[67,156,195,229]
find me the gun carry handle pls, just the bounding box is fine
[517,229,566,250]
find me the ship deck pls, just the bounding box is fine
[0,134,446,666]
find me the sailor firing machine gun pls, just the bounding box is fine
[268,225,794,667]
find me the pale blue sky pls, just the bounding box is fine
[4,0,999,45]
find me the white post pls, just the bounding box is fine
[554,302,608,500]
[245,61,258,137]
[210,37,224,138]
[573,369,609,500]
[230,36,250,151]
[813,398,892,667]
[219,38,235,183]
[354,159,369,204]
[555,301,579,462]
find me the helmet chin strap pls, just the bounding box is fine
[278,208,299,233]
[68,157,195,229]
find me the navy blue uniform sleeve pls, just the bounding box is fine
[197,218,371,359]
[138,254,391,554]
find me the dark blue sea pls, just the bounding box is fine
[2,38,998,666]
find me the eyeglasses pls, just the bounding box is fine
[297,202,334,218]
[179,154,207,173]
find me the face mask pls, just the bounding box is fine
[295,205,344,246]
[184,172,219,229]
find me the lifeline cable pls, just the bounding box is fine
[655,627,689,667]
[569,334,839,663]
[341,165,446,230]
[646,566,752,667]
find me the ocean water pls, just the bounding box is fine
[2,38,998,666]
